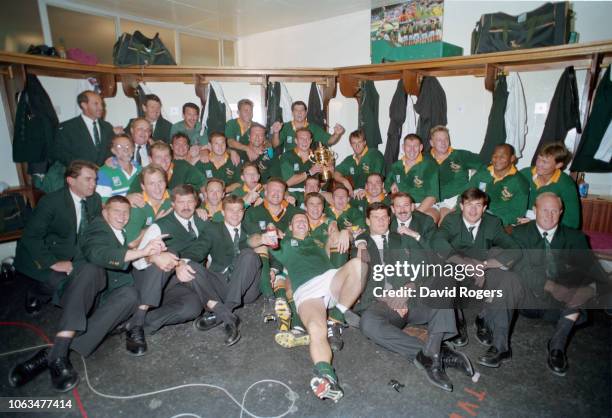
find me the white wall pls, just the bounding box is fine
[238,1,612,194]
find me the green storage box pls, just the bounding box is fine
[371,40,463,63]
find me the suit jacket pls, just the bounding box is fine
[76,216,133,292]
[126,117,172,143]
[52,116,113,166]
[14,187,102,282]
[390,211,437,243]
[511,221,605,296]
[431,212,520,267]
[352,230,428,312]
[181,221,257,273]
[155,212,207,255]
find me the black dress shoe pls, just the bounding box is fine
[414,350,453,392]
[25,295,44,316]
[477,346,511,368]
[474,316,493,347]
[48,356,79,392]
[223,322,241,346]
[547,340,568,376]
[125,326,147,356]
[441,345,474,377]
[8,348,49,387]
[193,312,221,332]
[449,319,468,347]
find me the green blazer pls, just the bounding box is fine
[511,221,605,297]
[181,221,258,273]
[52,116,113,166]
[352,231,428,313]
[155,212,207,255]
[390,211,437,242]
[14,188,102,282]
[77,216,133,292]
[431,212,520,267]
[126,117,172,143]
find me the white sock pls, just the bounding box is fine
[336,304,348,314]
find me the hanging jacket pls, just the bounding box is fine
[13,74,59,163]
[570,65,612,172]
[504,72,528,158]
[414,76,447,151]
[307,82,325,128]
[479,75,509,163]
[384,80,408,164]
[358,80,383,148]
[531,66,581,165]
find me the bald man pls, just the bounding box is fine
[512,192,607,376]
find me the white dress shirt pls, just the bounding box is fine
[81,114,99,146]
[536,224,558,243]
[69,189,84,233]
[462,217,482,240]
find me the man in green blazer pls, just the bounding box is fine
[511,192,607,376]
[431,188,523,368]
[130,185,208,351]
[389,192,437,243]
[181,195,263,346]
[9,196,166,392]
[15,161,102,314]
[353,202,473,393]
[125,94,172,143]
[51,91,114,167]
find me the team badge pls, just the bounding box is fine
[294,163,300,171]
[349,167,355,175]
[413,176,424,188]
[450,161,462,172]
[396,174,401,184]
[362,164,370,173]
[501,186,513,201]
[259,220,266,230]
[205,170,213,178]
[479,182,487,192]
[287,136,293,144]
[112,176,121,187]
[290,239,298,247]
[226,168,234,177]
[146,216,153,225]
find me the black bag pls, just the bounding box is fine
[113,31,176,66]
[471,2,571,54]
[0,193,32,235]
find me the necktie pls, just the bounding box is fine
[233,228,240,255]
[379,234,388,264]
[93,120,100,146]
[79,199,88,234]
[187,220,197,239]
[543,232,558,278]
[468,226,476,242]
[136,145,143,166]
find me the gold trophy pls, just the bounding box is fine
[309,142,338,182]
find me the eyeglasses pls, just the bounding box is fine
[114,144,134,151]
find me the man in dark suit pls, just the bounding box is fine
[129,185,209,353]
[512,192,608,376]
[389,192,437,242]
[51,91,114,167]
[15,161,102,315]
[431,188,523,368]
[9,196,166,392]
[181,195,263,346]
[125,94,172,143]
[353,202,473,392]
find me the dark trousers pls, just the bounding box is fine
[133,264,203,334]
[190,249,262,310]
[57,264,138,357]
[360,300,456,360]
[478,269,525,352]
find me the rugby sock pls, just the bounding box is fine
[314,361,337,381]
[328,307,345,324]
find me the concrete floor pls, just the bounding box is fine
[0,275,610,418]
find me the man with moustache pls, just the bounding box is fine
[389,192,437,243]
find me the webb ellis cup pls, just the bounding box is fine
[309,142,338,182]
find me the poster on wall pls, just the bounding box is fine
[371,0,444,47]
[370,0,461,63]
